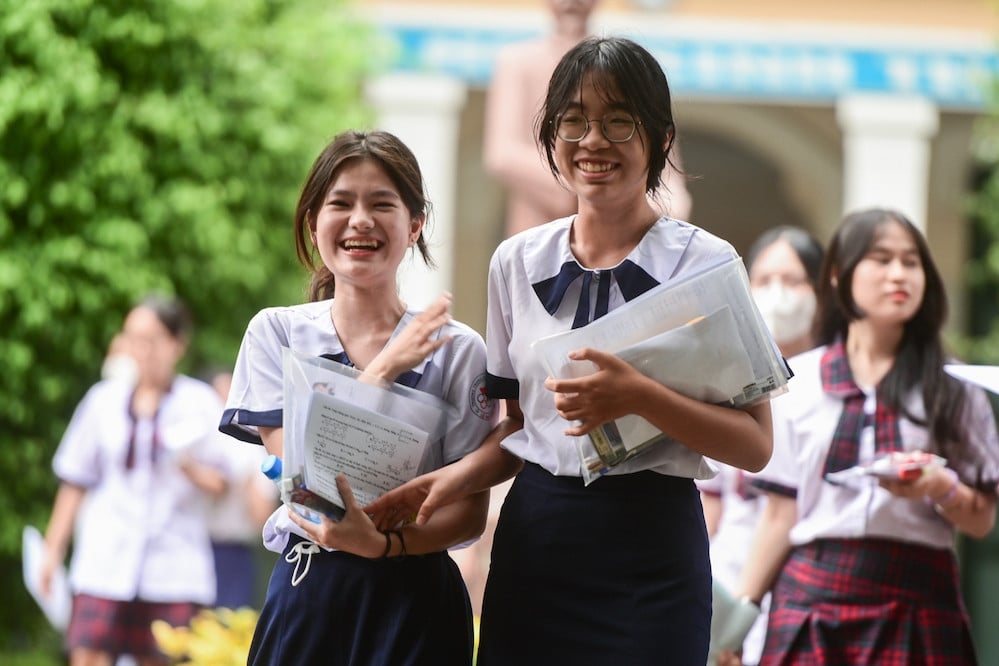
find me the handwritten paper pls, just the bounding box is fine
[303,391,430,508]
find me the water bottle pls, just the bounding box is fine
[260,454,283,482]
[260,454,341,523]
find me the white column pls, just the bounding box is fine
[836,94,939,231]
[365,73,467,310]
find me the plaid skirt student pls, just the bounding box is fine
[40,295,233,666]
[739,209,999,665]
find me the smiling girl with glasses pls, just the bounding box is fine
[367,36,776,666]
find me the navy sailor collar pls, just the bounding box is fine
[525,215,697,327]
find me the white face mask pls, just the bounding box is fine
[752,283,817,345]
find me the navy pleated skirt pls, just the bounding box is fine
[477,462,712,666]
[248,534,474,666]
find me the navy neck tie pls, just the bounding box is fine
[532,258,659,328]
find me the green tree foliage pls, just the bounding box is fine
[0,0,381,649]
[966,78,999,364]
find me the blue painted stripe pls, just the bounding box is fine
[380,24,999,108]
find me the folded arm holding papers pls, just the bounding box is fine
[534,256,790,484]
[259,297,492,558]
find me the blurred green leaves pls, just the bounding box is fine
[966,73,999,364]
[0,0,382,648]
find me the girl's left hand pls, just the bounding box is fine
[287,474,385,558]
[878,465,950,502]
[544,347,648,437]
[363,293,454,384]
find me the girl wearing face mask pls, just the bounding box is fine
[700,225,823,666]
[746,226,825,359]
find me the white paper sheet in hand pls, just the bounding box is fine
[708,578,761,666]
[606,305,756,453]
[22,524,71,631]
[945,364,999,396]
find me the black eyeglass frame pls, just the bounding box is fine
[553,112,642,143]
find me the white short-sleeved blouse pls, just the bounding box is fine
[219,300,496,550]
[755,345,999,550]
[53,376,229,603]
[486,215,740,478]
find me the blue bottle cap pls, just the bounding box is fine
[260,454,282,480]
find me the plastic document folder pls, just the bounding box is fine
[280,347,455,520]
[708,579,761,666]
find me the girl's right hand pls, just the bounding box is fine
[362,293,454,385]
[364,465,461,529]
[288,474,385,558]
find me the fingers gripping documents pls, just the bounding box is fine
[532,255,790,484]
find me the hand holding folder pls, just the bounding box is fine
[532,255,790,484]
[280,348,455,519]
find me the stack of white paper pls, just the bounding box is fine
[945,364,999,395]
[532,255,790,483]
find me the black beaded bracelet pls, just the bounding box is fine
[379,531,392,559]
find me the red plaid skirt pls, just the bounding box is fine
[66,593,201,659]
[760,538,977,666]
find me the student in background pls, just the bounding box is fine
[39,294,230,666]
[203,369,278,610]
[739,208,999,665]
[699,225,824,666]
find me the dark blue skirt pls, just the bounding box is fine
[211,541,258,610]
[478,462,711,666]
[249,534,474,666]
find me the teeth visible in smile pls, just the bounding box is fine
[578,161,614,173]
[343,240,379,249]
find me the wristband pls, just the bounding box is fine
[391,529,408,557]
[379,531,392,559]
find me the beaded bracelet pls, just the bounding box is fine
[930,468,960,511]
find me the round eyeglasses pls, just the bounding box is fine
[555,112,641,143]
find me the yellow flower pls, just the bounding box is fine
[151,620,191,659]
[152,607,258,665]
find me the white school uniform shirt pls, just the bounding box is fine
[486,215,739,478]
[698,461,771,665]
[697,463,767,590]
[219,300,497,552]
[755,345,999,551]
[53,375,229,604]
